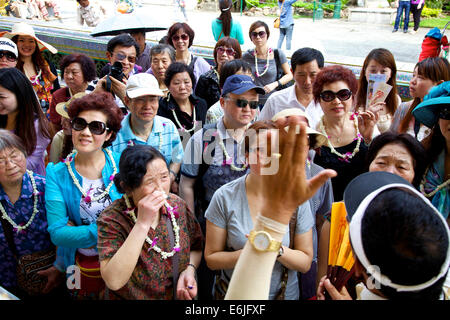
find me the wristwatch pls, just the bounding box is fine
[248,230,282,252]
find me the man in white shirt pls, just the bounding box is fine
[258,47,325,130]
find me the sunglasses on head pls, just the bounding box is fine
[226,97,259,109]
[172,34,189,42]
[439,108,450,120]
[319,89,352,102]
[71,117,109,135]
[0,51,17,62]
[251,31,266,39]
[113,52,136,64]
[216,46,236,56]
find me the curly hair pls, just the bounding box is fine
[60,53,97,83]
[67,92,123,148]
[313,65,359,103]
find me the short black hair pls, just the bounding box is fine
[219,59,252,89]
[164,62,196,88]
[366,132,428,188]
[107,33,140,57]
[114,145,167,193]
[360,188,448,300]
[291,47,324,72]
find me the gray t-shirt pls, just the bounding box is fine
[205,174,314,300]
[242,49,288,107]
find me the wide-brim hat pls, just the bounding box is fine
[0,22,58,54]
[412,81,450,128]
[271,108,328,149]
[56,92,88,119]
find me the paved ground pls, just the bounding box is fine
[13,0,431,72]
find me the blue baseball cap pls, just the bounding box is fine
[221,74,265,97]
[412,81,450,128]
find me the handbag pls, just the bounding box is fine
[273,1,284,29]
[274,49,293,91]
[213,270,229,300]
[1,217,56,296]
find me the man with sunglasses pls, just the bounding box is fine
[0,38,18,69]
[110,73,184,192]
[179,74,264,300]
[258,47,325,130]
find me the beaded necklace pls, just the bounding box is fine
[254,47,272,78]
[216,131,248,172]
[64,149,117,203]
[0,170,39,233]
[419,167,450,198]
[123,194,180,260]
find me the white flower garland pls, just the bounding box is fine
[0,170,39,233]
[64,149,117,203]
[172,106,197,133]
[216,131,248,172]
[254,47,272,78]
[419,167,450,198]
[123,194,180,260]
[319,114,362,163]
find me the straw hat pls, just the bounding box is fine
[271,108,328,149]
[0,22,57,54]
[56,92,88,119]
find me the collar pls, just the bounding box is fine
[217,117,247,143]
[121,114,164,142]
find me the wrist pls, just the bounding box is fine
[186,263,197,274]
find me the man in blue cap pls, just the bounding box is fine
[178,74,264,300]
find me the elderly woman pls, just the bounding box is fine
[49,54,96,134]
[0,130,64,299]
[242,20,293,108]
[312,65,378,201]
[205,120,314,300]
[166,22,211,87]
[195,37,242,109]
[317,130,429,289]
[158,62,208,134]
[0,67,51,176]
[45,92,123,300]
[98,145,203,299]
[146,44,176,98]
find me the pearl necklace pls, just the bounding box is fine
[0,170,39,233]
[64,149,117,203]
[123,194,180,260]
[319,114,362,163]
[419,167,450,198]
[254,47,272,78]
[216,131,248,172]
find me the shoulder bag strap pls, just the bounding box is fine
[218,30,223,40]
[0,215,19,260]
[274,49,282,79]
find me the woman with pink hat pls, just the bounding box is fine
[0,22,59,117]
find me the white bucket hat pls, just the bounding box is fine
[0,37,18,58]
[0,22,58,54]
[126,73,164,99]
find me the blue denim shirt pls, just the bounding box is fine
[279,0,297,28]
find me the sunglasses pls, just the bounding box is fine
[113,52,136,64]
[226,97,259,109]
[172,34,189,42]
[0,51,17,62]
[71,117,109,135]
[251,31,266,39]
[216,46,236,57]
[319,89,352,102]
[439,108,450,120]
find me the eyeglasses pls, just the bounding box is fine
[71,117,109,135]
[216,46,236,57]
[226,97,259,109]
[251,31,266,39]
[0,51,17,62]
[172,34,189,42]
[112,52,136,64]
[319,89,352,102]
[0,151,24,167]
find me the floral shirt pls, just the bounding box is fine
[0,172,53,290]
[97,194,203,300]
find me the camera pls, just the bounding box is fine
[40,99,49,114]
[109,61,124,82]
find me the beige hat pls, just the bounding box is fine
[0,22,58,54]
[56,92,88,119]
[126,73,164,99]
[271,108,327,149]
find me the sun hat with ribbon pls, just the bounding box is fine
[0,22,57,54]
[412,81,450,129]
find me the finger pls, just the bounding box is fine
[323,279,342,300]
[293,122,309,167]
[282,116,300,163]
[306,169,337,199]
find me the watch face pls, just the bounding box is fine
[254,233,270,251]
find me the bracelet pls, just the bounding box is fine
[277,80,282,88]
[187,263,197,272]
[169,169,177,179]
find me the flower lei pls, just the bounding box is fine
[215,131,248,172]
[64,149,117,203]
[253,47,272,78]
[172,105,197,133]
[319,113,362,163]
[0,170,40,233]
[419,167,450,198]
[123,194,180,260]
